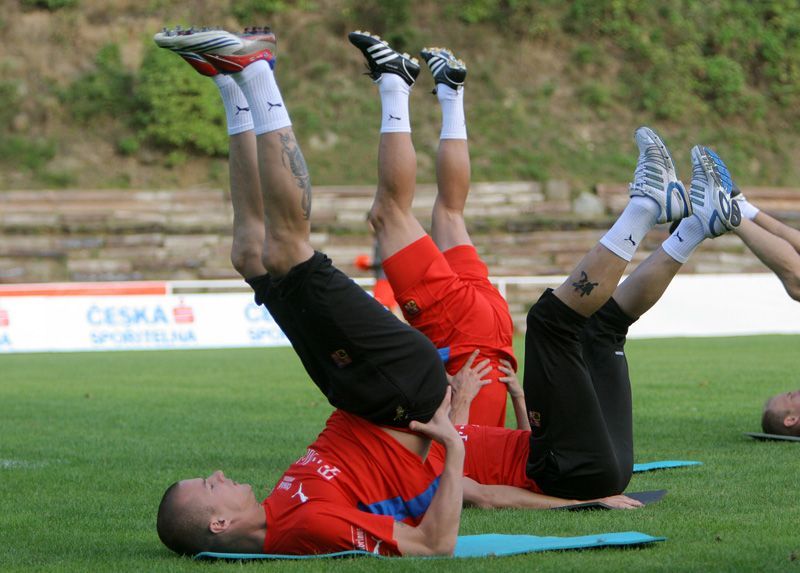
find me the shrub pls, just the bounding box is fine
[0,80,20,128]
[0,136,56,171]
[133,43,227,157]
[699,55,747,115]
[62,44,134,122]
[21,0,77,10]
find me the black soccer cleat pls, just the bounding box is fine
[348,30,420,86]
[420,47,467,92]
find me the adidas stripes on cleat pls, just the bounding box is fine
[154,27,276,74]
[153,26,243,55]
[348,30,420,86]
[420,47,466,91]
[200,27,277,73]
[629,127,692,224]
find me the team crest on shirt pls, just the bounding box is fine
[394,405,408,422]
[330,348,352,368]
[529,410,542,428]
[402,299,420,315]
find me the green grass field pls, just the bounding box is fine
[2,335,799,572]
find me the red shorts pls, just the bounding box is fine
[383,236,517,427]
[429,424,541,493]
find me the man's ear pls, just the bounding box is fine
[209,517,229,535]
[783,414,799,428]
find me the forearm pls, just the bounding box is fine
[736,219,800,298]
[465,482,575,509]
[394,439,465,556]
[510,395,530,431]
[449,393,472,426]
[416,441,465,554]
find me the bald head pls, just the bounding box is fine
[156,482,215,556]
[156,471,265,556]
[762,392,800,437]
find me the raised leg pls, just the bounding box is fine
[348,32,427,260]
[523,128,727,499]
[421,48,471,251]
[735,210,800,301]
[228,130,267,278]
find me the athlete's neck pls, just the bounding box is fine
[215,503,268,553]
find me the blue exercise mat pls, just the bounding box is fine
[194,531,664,560]
[633,460,702,472]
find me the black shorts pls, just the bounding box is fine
[247,252,447,427]
[523,289,636,500]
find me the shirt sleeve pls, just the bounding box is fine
[265,501,401,556]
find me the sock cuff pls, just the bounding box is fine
[661,216,705,263]
[378,73,412,94]
[599,236,634,262]
[233,59,272,86]
[661,240,690,264]
[436,84,462,100]
[739,199,760,220]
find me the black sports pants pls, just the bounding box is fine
[247,252,447,427]
[523,289,635,500]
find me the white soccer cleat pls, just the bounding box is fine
[629,127,692,224]
[688,146,742,238]
[153,26,244,56]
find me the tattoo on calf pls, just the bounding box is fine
[279,132,312,220]
[571,271,599,297]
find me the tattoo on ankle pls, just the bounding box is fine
[279,132,312,220]
[571,271,599,297]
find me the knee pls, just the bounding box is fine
[260,237,313,277]
[562,458,629,500]
[230,239,263,279]
[368,196,407,233]
[588,459,630,498]
[782,273,800,302]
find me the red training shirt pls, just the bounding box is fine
[261,410,441,556]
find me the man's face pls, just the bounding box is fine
[176,470,259,516]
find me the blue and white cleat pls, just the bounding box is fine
[688,146,742,237]
[629,127,692,224]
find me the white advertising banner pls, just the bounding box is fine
[0,293,290,353]
[629,273,800,338]
[0,274,797,354]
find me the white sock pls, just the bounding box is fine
[378,73,411,133]
[662,215,706,263]
[212,75,254,135]
[739,198,760,220]
[436,84,467,140]
[599,197,660,261]
[231,60,291,135]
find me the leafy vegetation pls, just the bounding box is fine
[9,1,800,189]
[62,44,134,123]
[133,44,228,157]
[21,0,78,10]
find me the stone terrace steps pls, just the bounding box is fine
[1,184,798,328]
